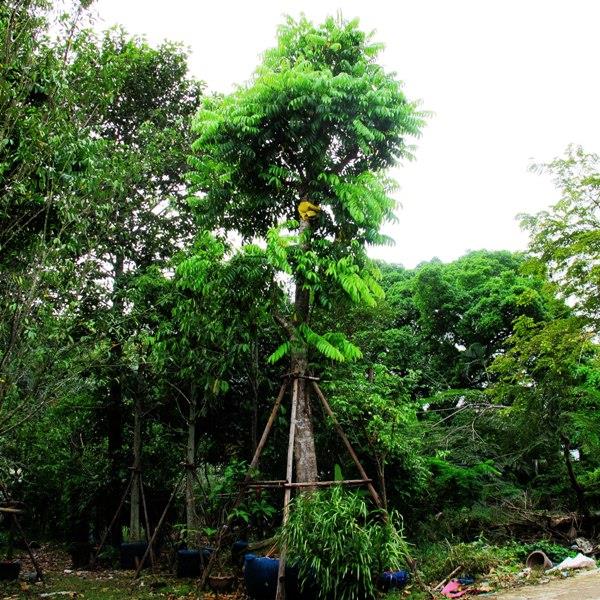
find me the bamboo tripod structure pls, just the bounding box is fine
[131,460,210,579]
[0,479,43,580]
[197,373,383,599]
[91,466,155,569]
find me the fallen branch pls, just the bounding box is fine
[433,565,462,592]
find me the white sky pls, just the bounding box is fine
[94,0,600,268]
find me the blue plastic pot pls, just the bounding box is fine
[243,554,317,600]
[377,569,410,591]
[244,554,279,599]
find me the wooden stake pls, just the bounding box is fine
[275,378,299,600]
[139,474,155,567]
[311,381,383,509]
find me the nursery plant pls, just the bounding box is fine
[278,486,409,600]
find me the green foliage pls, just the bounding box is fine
[194,459,277,533]
[323,364,429,506]
[279,487,409,600]
[189,14,427,369]
[268,323,362,363]
[427,457,501,507]
[416,539,522,583]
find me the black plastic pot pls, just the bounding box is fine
[0,560,21,581]
[69,542,92,569]
[176,547,213,578]
[119,542,149,570]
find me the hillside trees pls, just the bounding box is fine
[315,251,569,518]
[0,0,111,445]
[490,315,599,515]
[189,15,426,482]
[0,0,204,542]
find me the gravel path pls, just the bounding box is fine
[488,569,600,599]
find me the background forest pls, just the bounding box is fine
[2,1,600,598]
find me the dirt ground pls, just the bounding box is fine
[2,546,600,599]
[489,568,600,599]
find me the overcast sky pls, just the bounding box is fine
[94,0,600,268]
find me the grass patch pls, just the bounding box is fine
[0,572,200,599]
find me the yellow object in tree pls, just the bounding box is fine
[298,200,321,221]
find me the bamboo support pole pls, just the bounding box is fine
[11,512,43,580]
[134,472,185,579]
[311,381,383,509]
[275,378,299,600]
[139,474,155,567]
[247,381,288,473]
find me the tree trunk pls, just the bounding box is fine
[250,340,259,455]
[107,254,124,545]
[129,396,142,541]
[561,434,589,517]
[186,385,197,545]
[374,455,388,511]
[291,219,318,484]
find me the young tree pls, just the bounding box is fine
[522,146,600,328]
[189,16,426,482]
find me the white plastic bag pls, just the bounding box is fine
[548,552,596,572]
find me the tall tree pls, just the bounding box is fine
[490,315,598,516]
[74,30,203,541]
[189,15,426,482]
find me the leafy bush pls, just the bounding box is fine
[196,459,277,536]
[415,537,576,584]
[278,487,409,600]
[511,540,575,564]
[416,539,521,583]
